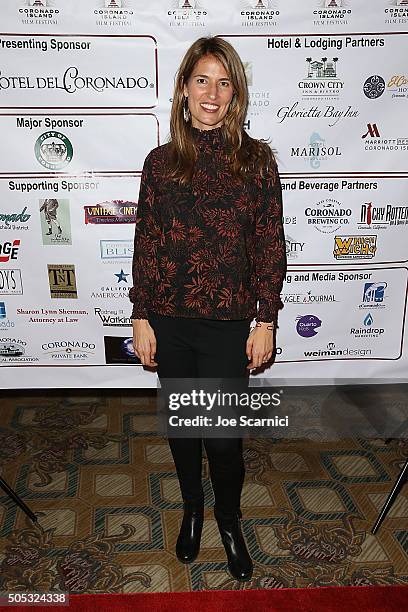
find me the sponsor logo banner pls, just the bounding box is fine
[384,1,408,24]
[296,314,322,337]
[0,301,15,329]
[350,313,385,339]
[16,307,88,324]
[95,307,132,326]
[16,1,61,28]
[100,240,133,260]
[40,198,71,244]
[47,264,77,298]
[333,235,377,260]
[41,339,96,360]
[361,122,408,152]
[168,0,208,28]
[359,282,388,309]
[0,114,157,174]
[0,269,23,295]
[0,34,157,108]
[280,268,406,361]
[239,0,280,28]
[92,0,135,28]
[281,177,408,264]
[0,240,21,263]
[291,132,342,169]
[0,206,31,230]
[104,335,141,364]
[84,201,137,224]
[0,336,38,362]
[34,132,73,170]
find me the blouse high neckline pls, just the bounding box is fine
[191,125,224,144]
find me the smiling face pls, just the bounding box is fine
[183,54,234,131]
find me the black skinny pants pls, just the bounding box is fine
[148,313,251,522]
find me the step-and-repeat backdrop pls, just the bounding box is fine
[0,0,407,387]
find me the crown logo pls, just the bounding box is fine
[40,141,67,163]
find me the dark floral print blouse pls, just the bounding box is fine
[129,125,287,323]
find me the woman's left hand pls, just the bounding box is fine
[246,322,274,369]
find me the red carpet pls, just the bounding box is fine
[9,586,408,611]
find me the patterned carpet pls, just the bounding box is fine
[0,388,407,593]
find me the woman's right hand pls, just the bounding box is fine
[132,319,158,367]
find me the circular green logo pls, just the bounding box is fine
[34,131,73,170]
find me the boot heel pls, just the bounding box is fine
[176,505,204,564]
[217,516,253,581]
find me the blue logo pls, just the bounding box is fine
[362,282,387,303]
[123,338,135,356]
[296,314,322,337]
[0,301,15,329]
[364,313,373,326]
[310,132,325,169]
[115,269,130,283]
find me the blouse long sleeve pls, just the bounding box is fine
[255,161,287,324]
[129,151,161,319]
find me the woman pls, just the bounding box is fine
[130,36,287,582]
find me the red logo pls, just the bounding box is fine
[0,240,21,263]
[362,124,380,138]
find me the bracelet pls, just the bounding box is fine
[255,322,275,330]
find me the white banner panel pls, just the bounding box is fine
[0,34,157,109]
[281,176,408,266]
[2,1,408,36]
[0,0,407,387]
[0,113,159,174]
[276,266,407,363]
[223,32,408,173]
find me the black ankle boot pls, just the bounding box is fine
[176,502,204,564]
[216,515,253,581]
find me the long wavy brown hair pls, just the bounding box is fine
[167,36,276,185]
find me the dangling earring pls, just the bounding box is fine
[183,96,191,123]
